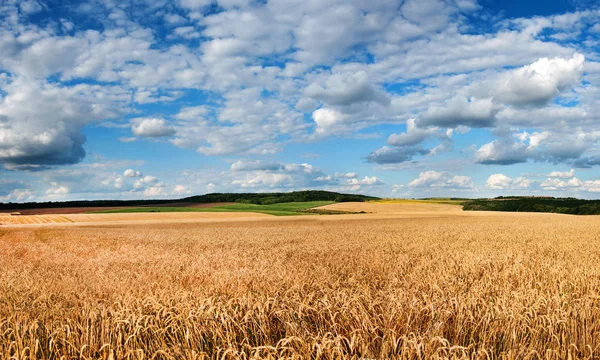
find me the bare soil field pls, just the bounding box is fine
[1,202,600,359]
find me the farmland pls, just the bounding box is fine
[1,202,600,358]
[91,201,337,216]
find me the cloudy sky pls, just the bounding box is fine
[1,0,600,202]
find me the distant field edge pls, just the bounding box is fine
[0,190,379,215]
[376,197,600,216]
[375,198,467,206]
[89,201,339,216]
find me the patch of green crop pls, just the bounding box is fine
[90,201,336,216]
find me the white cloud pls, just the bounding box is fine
[335,172,359,179]
[514,131,551,149]
[347,176,383,186]
[124,169,142,178]
[131,118,176,137]
[172,26,201,39]
[485,174,513,190]
[418,96,499,128]
[0,78,122,170]
[1,189,35,203]
[547,169,575,178]
[387,118,440,147]
[232,172,293,189]
[170,89,306,156]
[475,129,600,167]
[312,108,349,136]
[19,0,43,14]
[134,175,158,189]
[164,13,187,25]
[172,184,191,196]
[408,171,473,189]
[367,146,428,164]
[45,184,69,197]
[144,186,165,197]
[475,140,528,165]
[538,177,600,192]
[491,53,585,107]
[305,71,390,107]
[485,174,533,190]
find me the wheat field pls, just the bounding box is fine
[1,203,600,359]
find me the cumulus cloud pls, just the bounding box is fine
[344,175,384,191]
[45,185,69,196]
[491,53,585,107]
[124,169,142,178]
[311,108,349,136]
[407,171,474,189]
[484,170,600,193]
[475,140,528,165]
[348,176,383,186]
[540,177,583,190]
[222,160,382,193]
[131,118,176,137]
[19,0,44,15]
[387,118,441,147]
[0,78,121,170]
[475,129,600,166]
[305,71,390,107]
[134,175,158,189]
[485,174,533,190]
[172,184,192,195]
[367,146,428,164]
[547,169,575,178]
[514,131,551,149]
[0,180,30,202]
[335,172,359,179]
[418,96,499,128]
[143,186,166,197]
[228,161,328,190]
[1,189,35,202]
[232,172,293,189]
[170,90,306,156]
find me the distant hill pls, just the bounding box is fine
[181,190,378,205]
[463,197,600,215]
[0,190,379,211]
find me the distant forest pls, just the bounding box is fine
[0,190,379,210]
[462,197,600,215]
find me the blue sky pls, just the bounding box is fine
[1,0,600,202]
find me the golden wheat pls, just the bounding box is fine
[1,206,600,359]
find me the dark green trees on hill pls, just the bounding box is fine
[182,191,378,205]
[0,191,379,210]
[463,197,600,215]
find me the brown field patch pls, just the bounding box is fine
[1,206,600,358]
[64,211,272,225]
[0,214,74,225]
